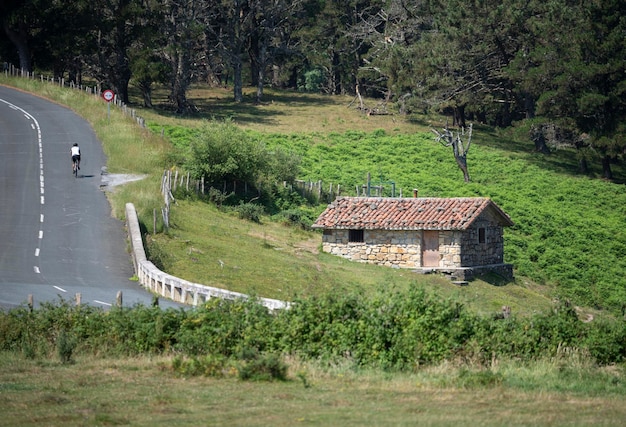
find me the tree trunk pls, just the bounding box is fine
[233,53,243,103]
[114,50,131,104]
[171,48,191,113]
[433,124,473,183]
[272,65,282,87]
[530,125,551,154]
[249,32,259,87]
[578,157,589,174]
[139,81,153,108]
[3,23,31,72]
[255,44,266,103]
[113,19,131,105]
[601,156,613,180]
[524,91,536,119]
[452,106,466,128]
[455,155,471,182]
[143,90,153,108]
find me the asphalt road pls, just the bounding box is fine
[0,86,181,310]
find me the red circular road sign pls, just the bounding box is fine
[102,89,115,102]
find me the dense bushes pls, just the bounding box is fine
[2,291,624,371]
[182,120,301,195]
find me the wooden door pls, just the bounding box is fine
[422,231,440,267]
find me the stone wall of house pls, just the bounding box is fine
[438,230,463,268]
[459,217,505,267]
[322,229,423,268]
[322,229,466,269]
[322,217,506,270]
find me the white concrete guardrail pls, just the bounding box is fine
[125,203,290,311]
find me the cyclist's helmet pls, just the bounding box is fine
[73,143,78,146]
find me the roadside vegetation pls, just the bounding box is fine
[1,76,625,425]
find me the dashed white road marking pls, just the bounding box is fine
[1,98,46,278]
[94,300,112,307]
[53,286,67,293]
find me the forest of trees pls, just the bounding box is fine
[2,0,625,178]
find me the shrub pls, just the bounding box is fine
[1,293,623,369]
[171,355,232,378]
[237,352,288,381]
[584,320,626,365]
[234,202,264,223]
[174,298,274,357]
[57,329,76,364]
[299,68,325,92]
[275,208,315,229]
[457,368,503,388]
[184,120,300,189]
[145,236,173,271]
[207,187,232,207]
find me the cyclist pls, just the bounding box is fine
[70,143,81,172]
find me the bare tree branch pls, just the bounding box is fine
[432,123,473,182]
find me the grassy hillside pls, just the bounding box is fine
[142,198,554,317]
[254,129,626,312]
[135,86,626,315]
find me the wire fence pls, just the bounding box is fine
[3,63,147,128]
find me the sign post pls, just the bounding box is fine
[102,89,114,122]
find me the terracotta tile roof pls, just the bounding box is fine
[312,197,514,231]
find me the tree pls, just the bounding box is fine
[293,0,375,95]
[34,0,96,83]
[160,0,207,113]
[382,0,539,127]
[87,0,141,104]
[354,0,430,103]
[204,0,254,103]
[523,0,626,179]
[432,123,473,182]
[247,0,305,103]
[1,0,98,81]
[130,47,168,107]
[128,3,169,107]
[1,0,44,72]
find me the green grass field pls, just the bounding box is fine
[1,352,625,426]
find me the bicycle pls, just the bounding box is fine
[72,156,79,177]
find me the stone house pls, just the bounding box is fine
[312,196,514,280]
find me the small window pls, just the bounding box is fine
[323,229,333,236]
[478,228,486,243]
[349,229,364,243]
